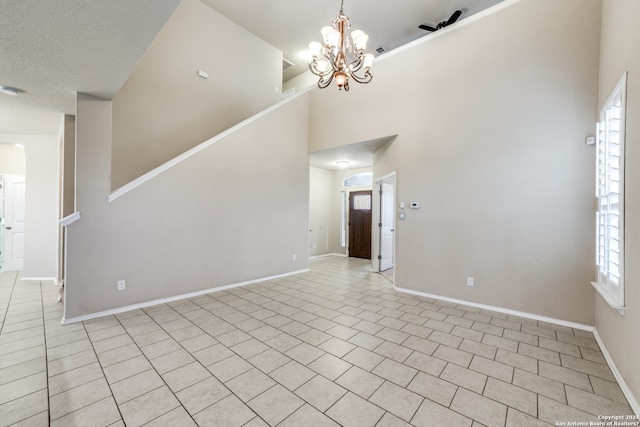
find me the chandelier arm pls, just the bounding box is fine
[348,54,365,73]
[317,73,334,89]
[348,69,373,84]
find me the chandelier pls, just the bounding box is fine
[308,0,374,91]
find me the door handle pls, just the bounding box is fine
[5,226,11,230]
[391,229,394,232]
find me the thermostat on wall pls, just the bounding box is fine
[410,202,421,209]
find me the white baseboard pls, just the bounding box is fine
[61,268,310,325]
[394,286,594,332]
[310,253,346,260]
[593,329,640,416]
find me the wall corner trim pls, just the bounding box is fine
[394,286,595,332]
[60,268,310,325]
[593,329,640,416]
[60,212,81,227]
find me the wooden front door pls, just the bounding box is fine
[349,190,372,259]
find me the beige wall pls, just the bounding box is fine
[309,166,333,257]
[0,144,26,175]
[595,0,640,409]
[308,0,601,324]
[64,93,310,320]
[111,0,283,189]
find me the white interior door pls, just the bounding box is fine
[2,175,26,271]
[380,181,394,271]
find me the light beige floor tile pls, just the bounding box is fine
[50,396,121,427]
[450,388,507,427]
[248,348,291,374]
[280,403,340,427]
[0,335,43,356]
[459,339,497,359]
[370,381,423,422]
[440,363,487,394]
[335,366,384,399]
[278,320,312,336]
[538,396,600,425]
[502,329,539,346]
[91,332,135,354]
[47,349,98,377]
[480,334,518,352]
[495,349,537,373]
[580,347,607,364]
[1,345,45,370]
[0,357,45,386]
[318,337,356,358]
[176,376,231,414]
[404,350,447,377]
[374,341,413,363]
[565,385,632,416]
[144,405,197,426]
[469,355,514,383]
[407,371,458,407]
[10,410,49,427]
[97,343,142,367]
[168,325,204,342]
[432,345,473,367]
[472,322,504,337]
[428,330,463,348]
[294,374,347,411]
[87,325,126,343]
[505,407,550,427]
[163,361,211,392]
[326,392,385,427]
[518,343,561,365]
[539,361,592,391]
[483,377,537,417]
[372,358,418,387]
[538,336,581,357]
[308,353,352,380]
[269,360,315,391]
[207,354,253,382]
[103,355,153,384]
[231,337,270,359]
[401,336,439,355]
[216,329,252,347]
[298,328,333,346]
[560,354,616,381]
[342,346,384,371]
[376,411,413,427]
[48,362,104,396]
[0,390,48,426]
[265,333,302,353]
[149,348,195,375]
[225,368,275,402]
[180,333,218,353]
[590,375,627,403]
[248,384,304,426]
[119,386,180,427]
[513,368,566,403]
[285,342,325,365]
[192,343,234,366]
[376,327,410,344]
[139,338,182,359]
[411,398,472,427]
[50,377,112,421]
[110,369,164,405]
[348,332,385,351]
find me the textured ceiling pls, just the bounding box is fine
[0,0,181,135]
[0,0,504,137]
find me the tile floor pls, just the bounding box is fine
[0,256,634,426]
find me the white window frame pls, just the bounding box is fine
[592,72,627,315]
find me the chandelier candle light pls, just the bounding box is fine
[308,0,374,91]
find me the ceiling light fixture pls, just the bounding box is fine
[336,160,351,169]
[0,86,21,96]
[308,0,374,91]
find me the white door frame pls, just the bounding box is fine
[372,172,396,277]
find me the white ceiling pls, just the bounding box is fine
[0,0,503,141]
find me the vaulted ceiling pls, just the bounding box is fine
[0,0,503,136]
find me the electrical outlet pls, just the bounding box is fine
[467,277,474,287]
[117,280,126,291]
[292,254,297,261]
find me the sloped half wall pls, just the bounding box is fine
[65,93,309,319]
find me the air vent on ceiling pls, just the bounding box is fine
[375,46,387,54]
[283,58,295,72]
